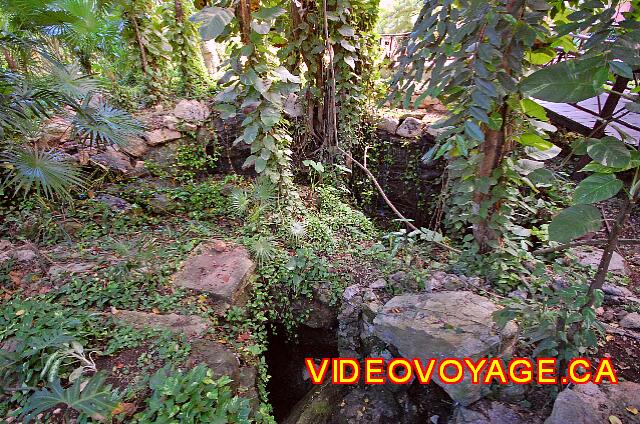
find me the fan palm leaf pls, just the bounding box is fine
[1,146,85,199]
[70,99,144,147]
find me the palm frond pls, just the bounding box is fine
[247,235,277,264]
[229,187,250,216]
[70,98,144,147]
[1,146,85,199]
[253,178,276,205]
[45,62,98,98]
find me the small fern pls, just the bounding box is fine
[247,235,277,264]
[229,187,250,216]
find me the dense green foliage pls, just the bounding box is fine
[1,0,640,420]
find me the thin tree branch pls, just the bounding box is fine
[336,145,461,254]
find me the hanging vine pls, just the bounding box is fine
[122,0,174,102]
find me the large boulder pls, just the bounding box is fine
[38,116,72,147]
[120,136,149,157]
[113,310,208,337]
[396,117,425,138]
[620,312,640,329]
[377,116,400,134]
[373,291,517,406]
[283,381,346,424]
[186,339,241,383]
[450,400,542,424]
[172,240,255,311]
[173,100,211,123]
[336,386,403,424]
[145,128,182,146]
[545,381,640,424]
[91,146,134,173]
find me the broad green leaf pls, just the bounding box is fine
[550,35,577,53]
[525,144,561,160]
[464,121,484,141]
[526,47,556,65]
[338,26,355,37]
[520,99,548,121]
[272,66,301,83]
[340,39,356,52]
[344,56,355,69]
[251,21,271,35]
[190,7,234,41]
[571,138,589,155]
[243,124,259,144]
[580,162,622,173]
[520,56,607,102]
[610,60,633,78]
[573,173,623,204]
[214,103,236,119]
[548,205,602,244]
[487,112,503,130]
[253,6,286,20]
[516,133,553,150]
[20,374,116,423]
[260,107,281,128]
[528,168,555,185]
[516,159,545,175]
[255,157,267,173]
[587,137,631,168]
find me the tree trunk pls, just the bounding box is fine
[130,15,149,74]
[2,48,18,72]
[472,103,509,252]
[584,190,638,309]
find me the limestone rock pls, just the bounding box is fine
[545,382,640,424]
[602,283,634,298]
[94,194,132,212]
[620,312,640,329]
[48,262,94,279]
[145,128,182,146]
[336,387,402,424]
[146,193,174,214]
[571,247,628,275]
[377,116,400,134]
[173,100,211,123]
[38,116,72,147]
[283,380,346,424]
[450,400,542,424]
[373,291,517,406]
[114,310,207,337]
[120,136,149,157]
[396,117,425,138]
[172,241,255,311]
[284,93,303,118]
[144,140,179,168]
[91,147,133,173]
[186,339,240,383]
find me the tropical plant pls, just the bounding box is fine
[19,372,116,423]
[134,365,251,423]
[1,146,84,199]
[0,29,143,200]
